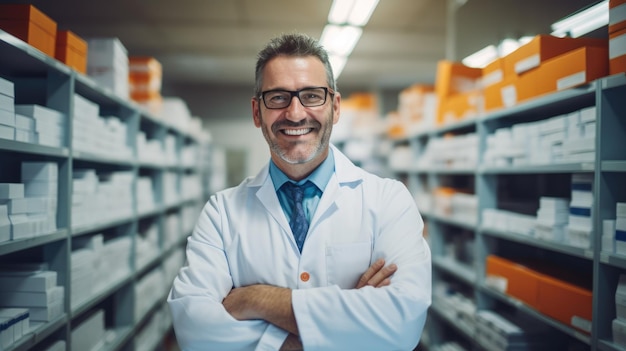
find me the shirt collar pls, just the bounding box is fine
[270,148,335,192]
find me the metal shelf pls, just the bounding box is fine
[0,230,68,256]
[479,162,595,174]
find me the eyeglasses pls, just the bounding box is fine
[259,87,333,109]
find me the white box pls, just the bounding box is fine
[0,109,14,127]
[618,217,626,232]
[618,202,626,218]
[0,124,14,141]
[28,299,63,322]
[70,309,105,351]
[0,184,24,200]
[0,77,14,98]
[9,214,32,240]
[0,94,14,113]
[0,316,15,349]
[603,234,616,253]
[14,129,37,144]
[14,105,65,126]
[1,198,27,215]
[579,106,596,123]
[0,308,28,341]
[14,114,34,131]
[0,286,63,307]
[24,181,57,197]
[0,271,57,292]
[21,163,58,182]
[614,318,626,347]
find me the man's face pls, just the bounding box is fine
[252,56,340,167]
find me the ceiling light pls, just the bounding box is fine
[320,24,362,57]
[462,45,498,68]
[328,0,379,26]
[551,0,608,38]
[329,55,347,78]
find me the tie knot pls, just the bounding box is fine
[284,182,304,202]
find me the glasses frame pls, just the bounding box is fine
[259,86,334,109]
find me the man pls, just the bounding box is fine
[168,32,431,351]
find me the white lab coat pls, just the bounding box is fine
[168,145,431,351]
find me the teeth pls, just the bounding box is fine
[283,128,311,136]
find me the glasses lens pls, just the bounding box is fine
[298,88,327,107]
[264,91,292,109]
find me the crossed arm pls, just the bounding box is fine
[222,258,397,350]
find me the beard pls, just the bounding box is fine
[259,108,334,165]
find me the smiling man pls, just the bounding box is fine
[168,33,432,351]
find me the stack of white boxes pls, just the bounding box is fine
[181,173,201,202]
[616,203,626,255]
[535,115,567,165]
[14,110,37,144]
[0,76,15,141]
[71,169,133,228]
[15,105,66,148]
[482,208,536,236]
[562,106,596,163]
[566,174,594,248]
[87,38,129,99]
[535,197,569,242]
[136,176,156,215]
[163,172,178,206]
[0,308,29,350]
[72,94,132,160]
[70,234,133,310]
[70,309,105,351]
[164,134,177,167]
[135,223,159,271]
[0,265,64,327]
[417,134,479,170]
[613,274,626,347]
[475,310,558,350]
[134,268,165,322]
[433,282,477,336]
[1,162,59,242]
[603,216,617,255]
[163,212,181,250]
[136,131,164,165]
[163,249,185,295]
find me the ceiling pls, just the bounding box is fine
[2,0,600,99]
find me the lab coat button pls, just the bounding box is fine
[300,272,310,282]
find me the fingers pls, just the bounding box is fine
[356,258,398,289]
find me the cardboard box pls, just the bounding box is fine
[483,75,519,111]
[0,4,57,57]
[536,274,592,333]
[55,30,87,74]
[610,28,626,75]
[437,90,483,125]
[610,0,626,34]
[0,77,14,98]
[485,255,541,308]
[435,60,482,98]
[502,35,608,77]
[481,58,504,88]
[515,46,608,103]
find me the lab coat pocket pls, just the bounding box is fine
[326,241,372,289]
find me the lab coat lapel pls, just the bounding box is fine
[249,164,292,236]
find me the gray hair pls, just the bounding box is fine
[254,32,336,97]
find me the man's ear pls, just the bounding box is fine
[332,92,341,125]
[252,98,262,128]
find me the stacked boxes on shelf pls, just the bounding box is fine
[475,310,559,350]
[72,94,132,160]
[71,169,133,228]
[435,61,482,125]
[134,268,165,322]
[136,176,157,215]
[534,197,569,242]
[137,131,164,165]
[0,308,29,351]
[566,174,594,248]
[0,4,57,58]
[614,274,626,347]
[386,84,437,138]
[0,264,64,327]
[135,222,159,271]
[163,171,178,206]
[610,0,626,74]
[485,255,593,333]
[87,37,129,99]
[163,212,181,250]
[0,162,58,242]
[71,234,132,309]
[483,106,596,167]
[417,133,479,170]
[70,309,105,351]
[55,30,87,74]
[0,76,15,141]
[129,56,163,114]
[16,105,66,148]
[433,282,477,334]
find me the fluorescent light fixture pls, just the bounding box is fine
[498,38,520,57]
[551,0,608,38]
[462,45,498,68]
[320,24,362,57]
[329,55,347,78]
[328,0,379,26]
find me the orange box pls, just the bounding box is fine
[536,274,593,333]
[55,30,87,74]
[483,75,518,112]
[0,4,57,57]
[610,28,626,74]
[435,60,482,98]
[437,90,482,125]
[481,58,504,88]
[485,255,541,308]
[502,35,608,77]
[515,46,608,103]
[610,0,626,33]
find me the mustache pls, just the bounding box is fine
[271,119,321,133]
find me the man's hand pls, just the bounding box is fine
[355,258,397,289]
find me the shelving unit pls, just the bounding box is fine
[390,73,626,351]
[0,29,212,351]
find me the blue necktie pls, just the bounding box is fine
[284,182,309,252]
